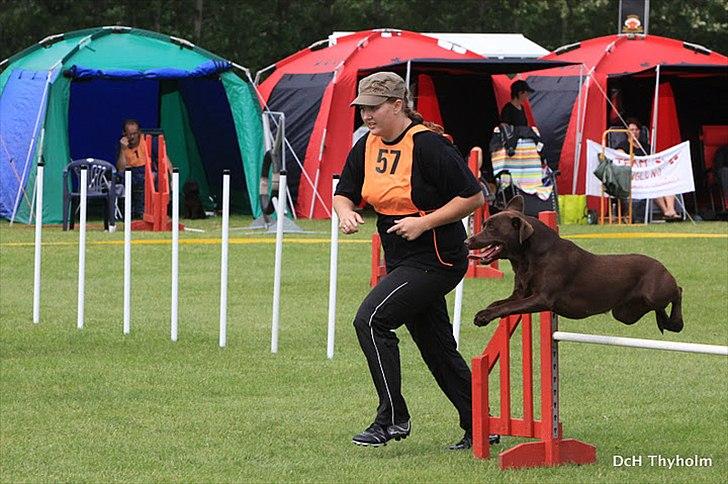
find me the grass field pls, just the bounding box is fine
[1,215,727,483]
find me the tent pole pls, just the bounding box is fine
[9,69,52,226]
[650,65,661,154]
[405,60,412,99]
[309,127,327,219]
[572,64,584,193]
[572,68,589,194]
[644,65,662,224]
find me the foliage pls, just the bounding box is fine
[1,0,726,73]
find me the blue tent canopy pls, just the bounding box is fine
[63,59,232,80]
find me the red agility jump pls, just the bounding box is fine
[471,211,597,470]
[131,133,182,232]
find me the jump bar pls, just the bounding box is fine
[553,331,728,356]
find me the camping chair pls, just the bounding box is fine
[63,158,121,231]
[489,125,558,217]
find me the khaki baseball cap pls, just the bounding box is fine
[351,72,406,106]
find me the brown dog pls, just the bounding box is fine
[465,196,683,333]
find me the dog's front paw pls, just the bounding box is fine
[474,309,495,327]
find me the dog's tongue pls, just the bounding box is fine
[468,244,501,262]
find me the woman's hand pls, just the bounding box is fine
[339,210,364,234]
[387,217,429,241]
[333,195,364,235]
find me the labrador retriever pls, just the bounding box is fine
[465,196,683,333]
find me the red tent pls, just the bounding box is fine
[256,29,482,219]
[522,34,727,197]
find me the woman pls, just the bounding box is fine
[333,72,492,450]
[618,118,679,221]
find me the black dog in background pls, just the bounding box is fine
[183,180,207,219]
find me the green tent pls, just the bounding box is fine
[0,26,264,224]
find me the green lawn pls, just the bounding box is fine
[1,216,727,483]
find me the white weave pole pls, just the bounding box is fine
[219,170,230,348]
[271,170,287,353]
[553,332,728,356]
[32,161,45,324]
[171,169,180,342]
[77,165,88,330]
[451,216,469,348]
[123,169,132,335]
[326,175,340,359]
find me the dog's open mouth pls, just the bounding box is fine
[468,243,503,265]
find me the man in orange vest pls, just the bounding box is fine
[116,119,149,218]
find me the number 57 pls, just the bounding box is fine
[375,149,401,175]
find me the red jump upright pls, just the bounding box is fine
[465,147,503,280]
[471,211,596,470]
[131,133,183,232]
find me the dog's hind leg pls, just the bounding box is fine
[656,286,684,334]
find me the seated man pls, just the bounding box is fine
[617,118,679,221]
[116,119,149,218]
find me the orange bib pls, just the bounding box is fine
[361,124,429,215]
[122,139,149,168]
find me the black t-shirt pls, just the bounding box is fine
[616,139,650,157]
[500,102,528,127]
[335,123,481,271]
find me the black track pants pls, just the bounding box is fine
[352,264,472,432]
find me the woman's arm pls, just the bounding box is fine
[387,191,484,241]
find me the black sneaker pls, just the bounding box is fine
[352,423,390,447]
[386,419,411,441]
[447,433,500,450]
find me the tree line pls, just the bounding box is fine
[1,0,726,73]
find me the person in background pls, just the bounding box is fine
[116,119,148,218]
[500,80,534,127]
[617,118,679,221]
[334,71,499,451]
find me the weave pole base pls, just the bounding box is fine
[498,439,596,470]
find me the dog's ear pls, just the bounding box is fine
[511,214,534,244]
[505,195,524,213]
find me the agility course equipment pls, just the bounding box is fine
[466,147,503,280]
[130,133,180,232]
[171,169,180,341]
[270,170,289,353]
[32,159,45,324]
[327,175,341,359]
[123,169,132,335]
[471,211,728,469]
[76,166,87,330]
[219,170,230,348]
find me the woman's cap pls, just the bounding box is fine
[351,72,406,106]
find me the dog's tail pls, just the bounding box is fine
[658,286,683,334]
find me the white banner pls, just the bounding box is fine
[586,140,695,198]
